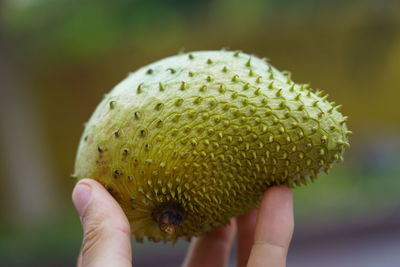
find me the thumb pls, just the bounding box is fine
[72,178,132,267]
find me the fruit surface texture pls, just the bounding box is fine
[74,50,350,242]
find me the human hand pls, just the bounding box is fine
[72,179,293,267]
[72,178,132,267]
[182,185,294,267]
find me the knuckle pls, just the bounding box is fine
[81,219,107,257]
[253,240,288,252]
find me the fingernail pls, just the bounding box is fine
[72,182,92,216]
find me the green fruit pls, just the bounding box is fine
[73,50,350,242]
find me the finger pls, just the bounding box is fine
[182,220,236,267]
[236,209,258,267]
[247,186,294,267]
[72,178,132,267]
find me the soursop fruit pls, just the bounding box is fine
[73,50,350,242]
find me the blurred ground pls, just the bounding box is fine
[1,0,399,266]
[3,213,400,267]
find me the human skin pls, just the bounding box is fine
[72,178,294,267]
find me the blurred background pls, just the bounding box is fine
[1,0,400,266]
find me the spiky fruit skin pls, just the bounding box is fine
[74,50,350,242]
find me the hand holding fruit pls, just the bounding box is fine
[73,50,349,242]
[72,178,294,267]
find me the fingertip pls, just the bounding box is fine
[72,178,130,230]
[205,219,236,242]
[73,178,115,205]
[182,221,236,267]
[72,182,92,217]
[256,185,294,245]
[74,178,132,266]
[72,179,103,216]
[247,186,294,266]
[260,185,293,210]
[75,178,104,192]
[265,185,292,198]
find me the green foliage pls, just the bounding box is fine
[4,0,185,56]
